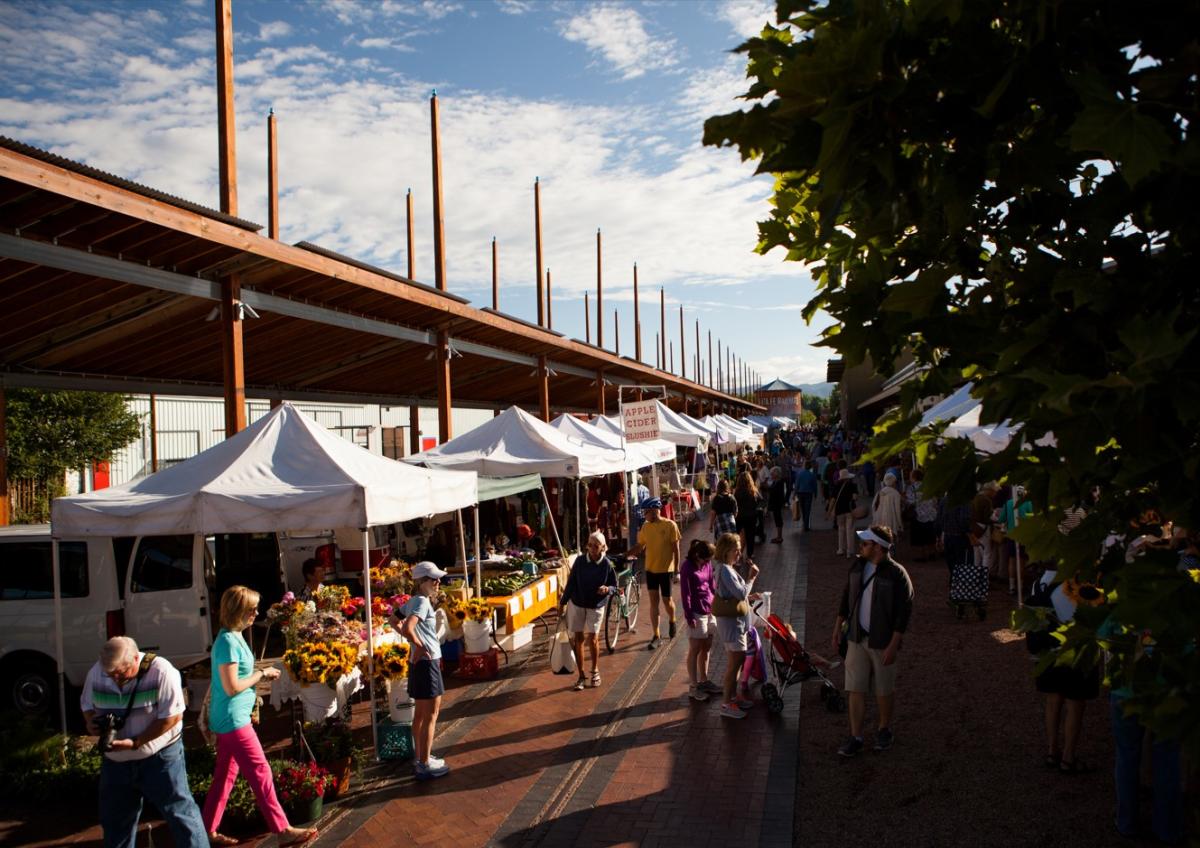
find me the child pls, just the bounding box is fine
[679,539,720,701]
[398,561,449,780]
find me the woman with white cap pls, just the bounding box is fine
[830,467,859,558]
[871,472,905,539]
[398,561,450,780]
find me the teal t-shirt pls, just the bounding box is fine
[209,629,255,734]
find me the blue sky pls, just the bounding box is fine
[0,0,830,387]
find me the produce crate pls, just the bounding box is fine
[375,716,414,761]
[457,648,500,680]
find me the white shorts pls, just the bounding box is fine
[687,614,715,640]
[566,601,605,635]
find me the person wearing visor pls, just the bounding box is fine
[831,526,914,758]
[398,561,450,779]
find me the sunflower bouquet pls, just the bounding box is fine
[370,561,414,596]
[363,640,411,683]
[463,598,492,623]
[441,596,469,630]
[314,584,351,613]
[266,592,304,626]
[282,640,361,688]
[1061,576,1106,607]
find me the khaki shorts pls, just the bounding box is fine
[566,601,605,635]
[687,614,714,640]
[843,638,898,696]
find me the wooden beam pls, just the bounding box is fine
[220,273,247,435]
[409,404,420,454]
[538,354,550,422]
[633,263,641,363]
[534,178,544,326]
[406,188,415,280]
[595,228,603,349]
[0,387,7,526]
[29,295,198,369]
[430,93,447,292]
[436,330,452,442]
[215,0,238,216]
[267,109,279,239]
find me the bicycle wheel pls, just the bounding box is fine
[603,592,622,653]
[623,578,640,632]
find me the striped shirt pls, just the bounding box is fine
[80,653,185,761]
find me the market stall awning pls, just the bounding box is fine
[477,473,544,502]
[550,414,674,470]
[51,403,478,536]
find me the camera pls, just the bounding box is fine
[96,713,124,753]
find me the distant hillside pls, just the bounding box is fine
[797,382,834,398]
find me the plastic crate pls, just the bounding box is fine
[442,638,461,664]
[457,647,500,680]
[375,716,414,761]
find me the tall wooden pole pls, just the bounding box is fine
[0,388,8,526]
[546,268,553,329]
[659,288,666,373]
[596,371,606,415]
[655,333,660,369]
[436,331,452,442]
[267,109,279,239]
[215,0,244,437]
[595,229,603,349]
[409,405,420,455]
[614,310,620,357]
[708,330,713,388]
[695,320,701,385]
[679,305,686,381]
[430,92,447,293]
[633,263,642,363]
[670,341,674,374]
[584,293,591,345]
[491,236,498,310]
[534,178,545,326]
[406,188,415,279]
[718,338,723,392]
[538,355,550,422]
[149,394,159,473]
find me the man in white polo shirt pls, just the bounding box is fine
[80,636,206,848]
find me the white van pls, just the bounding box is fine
[0,525,389,718]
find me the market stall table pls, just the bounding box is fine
[270,666,364,722]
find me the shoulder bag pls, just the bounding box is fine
[838,572,876,658]
[712,594,750,618]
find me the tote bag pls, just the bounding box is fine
[550,620,577,675]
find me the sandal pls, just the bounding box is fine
[280,830,318,848]
[209,835,240,847]
[573,677,586,691]
[590,670,601,688]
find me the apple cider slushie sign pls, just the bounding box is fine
[621,400,661,443]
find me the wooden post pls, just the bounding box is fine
[633,263,641,363]
[659,288,666,373]
[596,371,606,415]
[614,310,620,356]
[436,331,452,443]
[695,320,701,385]
[670,341,674,374]
[538,355,550,422]
[679,305,686,381]
[0,387,8,527]
[149,394,159,473]
[430,92,447,292]
[406,189,415,279]
[409,405,420,455]
[546,268,553,329]
[655,333,660,369]
[215,0,238,217]
[534,178,545,326]
[267,109,279,239]
[220,274,247,436]
[595,229,603,349]
[584,293,591,344]
[491,236,498,310]
[708,330,713,387]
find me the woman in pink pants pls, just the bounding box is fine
[203,586,317,847]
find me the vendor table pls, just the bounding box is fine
[269,666,363,722]
[486,572,559,632]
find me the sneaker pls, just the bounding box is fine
[668,620,677,639]
[735,697,755,710]
[873,728,894,751]
[699,680,722,695]
[425,755,446,769]
[647,636,660,651]
[719,702,746,719]
[414,760,450,780]
[688,684,709,702]
[837,736,864,758]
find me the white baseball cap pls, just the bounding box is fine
[411,561,448,581]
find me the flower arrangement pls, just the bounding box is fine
[463,598,492,623]
[275,761,336,804]
[314,584,351,613]
[292,610,362,647]
[266,592,303,625]
[302,719,356,763]
[364,641,411,682]
[282,641,360,688]
[340,596,366,619]
[1062,577,1106,607]
[370,561,414,596]
[441,596,468,629]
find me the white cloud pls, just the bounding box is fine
[559,4,678,80]
[749,352,833,386]
[716,0,774,40]
[496,0,534,14]
[257,21,293,42]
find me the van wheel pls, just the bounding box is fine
[7,658,57,717]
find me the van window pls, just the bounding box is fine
[0,541,89,600]
[130,535,193,593]
[113,536,136,600]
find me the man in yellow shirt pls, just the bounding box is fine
[629,497,681,650]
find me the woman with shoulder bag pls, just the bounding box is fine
[711,533,760,720]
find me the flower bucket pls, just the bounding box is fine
[388,680,415,723]
[323,756,352,800]
[287,794,323,825]
[462,619,492,654]
[298,684,338,723]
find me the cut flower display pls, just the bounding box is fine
[275,761,336,804]
[364,640,411,682]
[282,641,360,688]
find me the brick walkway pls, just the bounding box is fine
[319,507,810,848]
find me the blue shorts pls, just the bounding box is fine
[407,658,445,700]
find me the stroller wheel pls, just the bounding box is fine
[761,683,783,714]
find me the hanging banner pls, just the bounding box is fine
[620,400,661,443]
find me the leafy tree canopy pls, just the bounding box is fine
[6,390,142,481]
[706,0,1199,754]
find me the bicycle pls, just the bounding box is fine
[603,558,641,653]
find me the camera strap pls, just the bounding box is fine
[117,651,157,722]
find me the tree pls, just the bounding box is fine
[705,0,1200,755]
[6,390,142,514]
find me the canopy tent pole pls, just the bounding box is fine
[473,506,482,596]
[361,528,379,761]
[51,537,68,736]
[455,509,469,585]
[576,480,582,552]
[539,485,564,554]
[1013,492,1024,607]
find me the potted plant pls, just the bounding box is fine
[274,760,335,825]
[302,720,360,799]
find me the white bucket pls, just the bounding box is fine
[298,683,338,722]
[463,619,492,654]
[388,681,415,723]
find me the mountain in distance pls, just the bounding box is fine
[797,382,834,398]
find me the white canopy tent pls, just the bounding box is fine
[50,403,479,755]
[590,402,708,450]
[549,414,674,470]
[919,382,979,427]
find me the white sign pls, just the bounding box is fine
[621,400,661,443]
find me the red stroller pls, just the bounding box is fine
[756,610,845,714]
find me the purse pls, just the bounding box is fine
[711,595,750,618]
[839,571,876,657]
[549,620,576,675]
